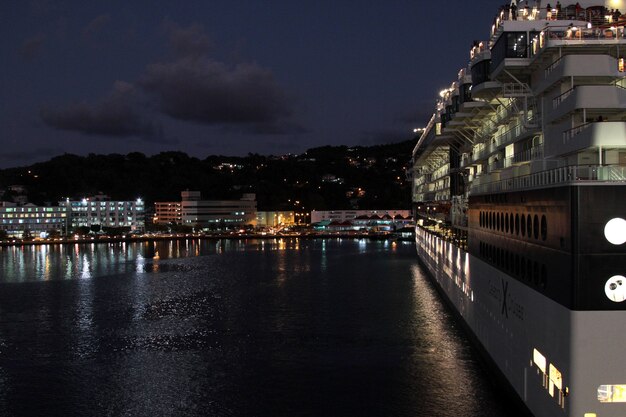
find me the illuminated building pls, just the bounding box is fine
[179,191,257,228]
[153,202,182,225]
[63,195,145,231]
[256,211,295,228]
[310,209,411,224]
[411,2,626,416]
[0,202,67,237]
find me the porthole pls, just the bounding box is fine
[509,214,514,234]
[521,215,526,237]
[505,213,510,233]
[605,275,626,302]
[533,215,539,240]
[527,214,532,238]
[515,213,520,236]
[500,213,504,232]
[479,212,483,227]
[496,213,500,231]
[541,215,547,241]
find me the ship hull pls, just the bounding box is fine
[415,225,626,417]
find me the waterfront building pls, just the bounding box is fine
[63,195,145,231]
[153,202,182,225]
[311,210,413,232]
[256,211,295,228]
[310,209,411,224]
[411,2,626,416]
[0,202,67,237]
[180,191,257,228]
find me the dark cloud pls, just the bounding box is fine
[0,147,63,162]
[40,81,161,140]
[139,57,300,134]
[29,0,58,14]
[82,14,111,38]
[20,34,46,61]
[164,21,212,58]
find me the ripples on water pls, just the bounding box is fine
[0,239,517,416]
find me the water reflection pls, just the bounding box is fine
[0,239,314,282]
[0,238,518,417]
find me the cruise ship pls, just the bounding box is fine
[411,2,626,416]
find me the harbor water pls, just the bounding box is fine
[0,239,521,416]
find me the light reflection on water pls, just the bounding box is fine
[0,239,518,417]
[0,239,330,283]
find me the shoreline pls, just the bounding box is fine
[0,232,415,247]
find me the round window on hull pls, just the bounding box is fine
[605,275,626,302]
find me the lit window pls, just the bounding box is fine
[533,348,546,373]
[549,364,563,397]
[598,384,626,403]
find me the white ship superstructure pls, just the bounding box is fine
[412,2,626,416]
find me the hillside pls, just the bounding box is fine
[0,141,414,212]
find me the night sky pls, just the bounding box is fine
[1,0,498,168]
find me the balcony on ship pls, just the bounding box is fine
[529,25,626,62]
[557,120,626,155]
[548,85,626,122]
[469,164,626,195]
[464,117,540,167]
[534,54,620,94]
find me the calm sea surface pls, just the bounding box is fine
[0,239,519,416]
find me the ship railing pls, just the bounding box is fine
[431,163,450,181]
[503,83,532,98]
[531,25,626,59]
[509,146,544,164]
[562,122,593,143]
[471,120,535,165]
[544,55,565,77]
[552,87,575,109]
[413,175,431,187]
[488,158,506,172]
[469,165,626,195]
